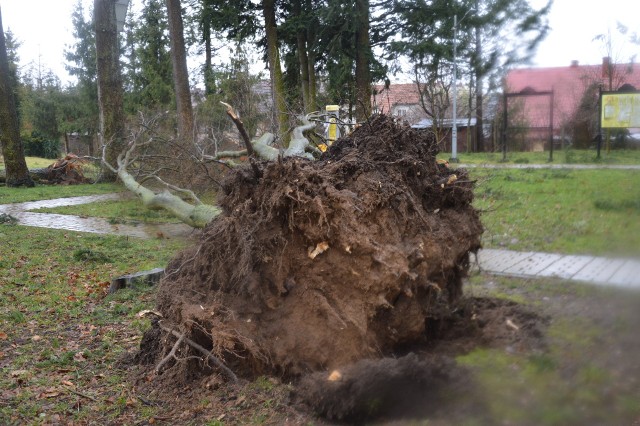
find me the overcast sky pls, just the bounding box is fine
[1,0,640,85]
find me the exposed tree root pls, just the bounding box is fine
[157,323,239,384]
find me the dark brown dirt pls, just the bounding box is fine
[135,115,488,421]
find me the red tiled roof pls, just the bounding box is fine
[372,83,421,113]
[505,59,640,129]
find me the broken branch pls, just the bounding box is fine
[159,323,239,383]
[221,102,254,157]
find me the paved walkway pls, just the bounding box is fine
[457,163,640,170]
[0,194,193,239]
[474,248,640,289]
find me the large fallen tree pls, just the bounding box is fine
[123,113,483,391]
[101,106,321,228]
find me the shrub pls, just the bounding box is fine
[21,131,60,159]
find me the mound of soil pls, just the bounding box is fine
[146,115,483,378]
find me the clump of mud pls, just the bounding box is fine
[145,115,483,378]
[296,353,475,422]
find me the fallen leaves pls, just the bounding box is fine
[73,352,88,363]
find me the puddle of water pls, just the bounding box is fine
[0,193,194,239]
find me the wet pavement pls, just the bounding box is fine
[474,248,640,289]
[457,163,640,170]
[0,194,194,239]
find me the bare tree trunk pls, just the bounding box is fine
[166,0,194,141]
[293,0,310,112]
[474,0,485,152]
[0,6,33,187]
[94,0,125,182]
[204,29,214,95]
[306,0,317,111]
[263,0,288,141]
[354,0,371,122]
[102,113,317,228]
[64,133,70,154]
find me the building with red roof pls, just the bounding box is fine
[504,58,640,149]
[371,83,477,152]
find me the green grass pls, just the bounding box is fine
[0,182,189,424]
[0,223,186,424]
[471,168,640,256]
[439,149,640,165]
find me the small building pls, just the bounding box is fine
[504,57,640,149]
[372,83,477,151]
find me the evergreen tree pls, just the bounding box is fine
[64,0,99,152]
[314,0,385,121]
[128,0,174,111]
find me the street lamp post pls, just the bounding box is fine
[450,9,474,163]
[115,0,130,32]
[451,13,460,163]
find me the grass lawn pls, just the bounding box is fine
[0,225,187,424]
[457,274,640,425]
[471,167,640,256]
[0,183,121,205]
[0,156,58,171]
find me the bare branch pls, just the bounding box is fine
[159,323,239,383]
[148,175,203,205]
[155,332,185,374]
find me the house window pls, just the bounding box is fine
[395,107,408,116]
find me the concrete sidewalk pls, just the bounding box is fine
[474,248,640,289]
[457,163,640,170]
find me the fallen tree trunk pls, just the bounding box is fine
[0,168,48,183]
[102,109,319,228]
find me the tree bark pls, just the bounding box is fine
[166,0,194,141]
[474,3,485,152]
[354,0,372,122]
[262,0,288,141]
[94,0,125,182]
[0,6,33,187]
[204,28,214,95]
[293,0,310,112]
[306,0,317,111]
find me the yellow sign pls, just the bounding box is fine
[326,105,340,144]
[601,93,640,128]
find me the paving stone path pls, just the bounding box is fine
[458,163,640,170]
[475,248,640,289]
[0,194,193,239]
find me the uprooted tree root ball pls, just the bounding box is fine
[138,114,483,383]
